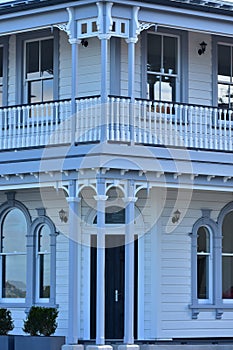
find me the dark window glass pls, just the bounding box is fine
[222,211,233,299]
[0,46,3,78]
[41,39,53,76]
[197,226,210,299]
[26,41,39,74]
[38,225,50,298]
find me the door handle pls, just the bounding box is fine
[115,289,119,302]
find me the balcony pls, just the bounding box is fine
[0,96,232,152]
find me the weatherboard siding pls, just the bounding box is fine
[188,32,212,106]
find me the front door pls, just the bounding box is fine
[90,235,138,340]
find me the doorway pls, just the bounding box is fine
[90,234,138,340]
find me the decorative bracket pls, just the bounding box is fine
[54,7,80,44]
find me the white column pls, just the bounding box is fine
[124,181,137,344]
[65,180,83,349]
[99,36,109,142]
[95,177,108,345]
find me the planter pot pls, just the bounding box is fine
[0,336,14,350]
[15,335,65,350]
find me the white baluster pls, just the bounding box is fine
[148,100,152,144]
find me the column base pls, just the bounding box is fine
[87,346,113,350]
[62,345,84,350]
[118,345,140,350]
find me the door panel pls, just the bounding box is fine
[105,235,125,339]
[90,234,138,340]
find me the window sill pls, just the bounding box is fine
[189,303,233,319]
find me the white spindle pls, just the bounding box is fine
[229,110,232,151]
[199,107,203,149]
[148,100,152,144]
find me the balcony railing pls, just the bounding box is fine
[0,96,232,152]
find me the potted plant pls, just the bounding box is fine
[15,306,65,350]
[0,308,14,350]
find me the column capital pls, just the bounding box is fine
[94,195,108,201]
[125,37,138,44]
[98,34,111,40]
[69,38,81,45]
[123,196,137,204]
[67,197,81,203]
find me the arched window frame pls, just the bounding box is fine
[217,202,233,305]
[0,194,31,306]
[31,210,57,306]
[190,210,217,318]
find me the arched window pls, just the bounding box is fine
[36,224,51,300]
[197,226,212,301]
[222,211,233,299]
[0,208,27,299]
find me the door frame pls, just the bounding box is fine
[90,234,138,340]
[81,208,145,340]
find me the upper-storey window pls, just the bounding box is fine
[25,38,54,104]
[0,46,3,107]
[218,44,233,109]
[147,33,178,102]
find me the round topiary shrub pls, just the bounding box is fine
[0,308,14,335]
[23,306,58,336]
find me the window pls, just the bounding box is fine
[147,33,178,102]
[197,226,212,302]
[36,224,51,300]
[25,38,54,104]
[0,209,27,299]
[0,46,3,107]
[222,211,233,299]
[218,44,233,109]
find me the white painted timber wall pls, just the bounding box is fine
[1,187,70,337]
[156,189,233,339]
[8,35,17,106]
[120,38,141,98]
[188,32,212,106]
[78,37,102,96]
[59,31,72,100]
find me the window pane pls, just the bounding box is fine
[41,39,53,77]
[0,46,3,78]
[163,36,177,74]
[222,211,233,253]
[218,45,231,82]
[42,79,53,102]
[38,225,50,252]
[26,41,39,75]
[2,209,27,253]
[218,83,229,108]
[197,226,209,253]
[147,74,160,100]
[28,80,42,104]
[0,87,3,108]
[197,255,209,299]
[39,254,50,298]
[147,34,161,72]
[161,76,175,102]
[2,255,26,298]
[222,256,233,298]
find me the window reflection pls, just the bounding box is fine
[26,38,54,104]
[218,44,233,109]
[222,211,233,299]
[147,33,178,102]
[37,225,50,299]
[197,226,211,300]
[1,209,27,298]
